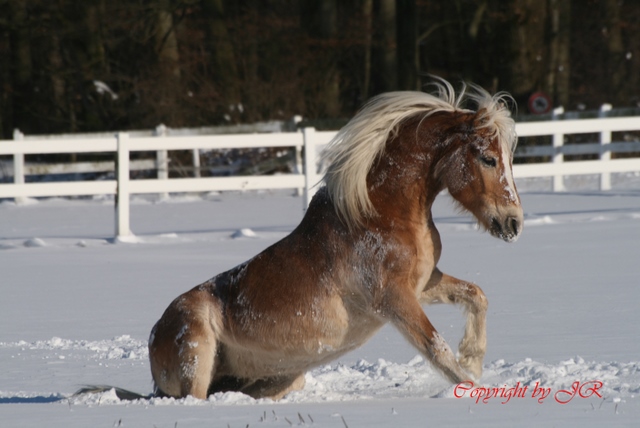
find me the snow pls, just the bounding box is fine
[1,183,640,427]
[231,228,258,239]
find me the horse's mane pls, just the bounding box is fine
[322,78,516,229]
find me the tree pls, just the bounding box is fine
[155,0,181,81]
[546,0,571,108]
[506,0,547,106]
[1,0,639,139]
[202,0,240,111]
[374,0,398,92]
[397,0,419,91]
[7,0,33,134]
[301,0,341,117]
[604,0,624,101]
[361,0,373,100]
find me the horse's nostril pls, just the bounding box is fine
[508,217,520,236]
[491,218,502,233]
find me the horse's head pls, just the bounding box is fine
[438,108,523,243]
[322,80,523,238]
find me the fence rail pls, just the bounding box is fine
[1,115,640,238]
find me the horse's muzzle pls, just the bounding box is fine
[490,215,522,243]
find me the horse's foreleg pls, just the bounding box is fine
[382,287,471,384]
[420,268,488,379]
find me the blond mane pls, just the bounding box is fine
[321,79,516,229]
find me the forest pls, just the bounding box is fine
[1,0,639,138]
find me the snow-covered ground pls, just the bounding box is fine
[2,177,640,427]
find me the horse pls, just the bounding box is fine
[147,79,523,400]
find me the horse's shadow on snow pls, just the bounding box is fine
[0,395,65,404]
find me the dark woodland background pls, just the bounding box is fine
[1,0,639,138]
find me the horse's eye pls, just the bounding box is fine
[480,156,497,168]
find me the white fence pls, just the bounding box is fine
[1,116,640,238]
[513,116,640,190]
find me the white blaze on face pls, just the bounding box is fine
[500,145,519,204]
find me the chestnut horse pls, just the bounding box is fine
[148,80,523,400]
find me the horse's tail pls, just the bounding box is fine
[73,385,153,401]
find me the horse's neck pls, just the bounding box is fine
[366,139,442,230]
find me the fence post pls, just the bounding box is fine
[302,127,319,208]
[12,129,26,204]
[116,132,132,238]
[292,116,303,196]
[599,103,613,191]
[155,124,169,199]
[192,149,201,178]
[294,143,304,197]
[552,107,565,191]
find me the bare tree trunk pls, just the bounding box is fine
[302,0,340,117]
[546,0,570,108]
[508,0,547,100]
[362,0,373,100]
[10,3,31,85]
[156,0,181,80]
[49,31,69,130]
[237,0,259,121]
[468,0,488,41]
[202,0,240,107]
[603,0,625,104]
[376,0,397,92]
[0,27,7,138]
[397,0,418,91]
[8,0,32,133]
[85,0,107,76]
[322,0,340,117]
[318,0,340,116]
